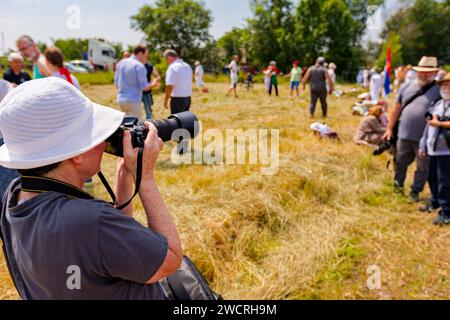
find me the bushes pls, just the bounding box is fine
[75,72,115,85]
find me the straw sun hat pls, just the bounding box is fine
[412,56,440,73]
[0,77,125,169]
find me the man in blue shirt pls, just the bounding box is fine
[115,45,158,120]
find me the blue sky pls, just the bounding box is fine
[0,0,252,52]
[0,0,399,54]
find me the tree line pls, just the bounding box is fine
[48,0,449,80]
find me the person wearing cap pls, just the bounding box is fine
[284,60,302,98]
[16,35,51,79]
[3,52,31,86]
[226,55,240,98]
[382,56,442,202]
[302,57,334,118]
[115,45,158,120]
[0,80,20,199]
[0,77,182,299]
[163,49,193,113]
[418,73,450,226]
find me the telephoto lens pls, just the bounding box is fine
[105,111,199,157]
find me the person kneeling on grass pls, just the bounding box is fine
[418,73,450,226]
[353,106,387,147]
[0,77,182,299]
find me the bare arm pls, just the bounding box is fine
[325,71,334,93]
[382,102,402,141]
[152,68,161,82]
[164,85,174,109]
[115,159,134,217]
[38,56,52,77]
[301,69,311,90]
[122,127,183,283]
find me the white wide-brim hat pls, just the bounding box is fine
[0,77,125,169]
[0,79,12,102]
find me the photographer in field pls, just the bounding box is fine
[0,77,182,299]
[419,73,450,226]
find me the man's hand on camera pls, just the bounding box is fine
[382,129,392,141]
[122,123,163,181]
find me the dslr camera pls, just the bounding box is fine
[373,141,393,156]
[105,111,199,157]
[425,112,450,122]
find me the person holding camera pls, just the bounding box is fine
[418,73,450,226]
[382,57,441,202]
[0,77,182,299]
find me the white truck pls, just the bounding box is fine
[88,39,117,71]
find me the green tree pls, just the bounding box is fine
[246,0,297,71]
[52,38,88,60]
[295,0,367,79]
[382,0,450,65]
[51,38,123,61]
[131,0,213,63]
[376,32,403,71]
[217,28,250,64]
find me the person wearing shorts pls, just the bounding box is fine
[285,60,302,97]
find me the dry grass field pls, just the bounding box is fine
[1,82,449,300]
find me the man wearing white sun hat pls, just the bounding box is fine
[0,77,182,299]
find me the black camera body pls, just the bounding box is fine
[425,112,450,122]
[106,111,199,157]
[373,141,393,156]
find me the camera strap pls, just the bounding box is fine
[20,147,144,211]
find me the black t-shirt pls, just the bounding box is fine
[0,178,168,300]
[3,68,31,86]
[143,63,154,94]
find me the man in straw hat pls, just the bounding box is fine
[382,56,441,202]
[419,73,450,226]
[0,77,182,299]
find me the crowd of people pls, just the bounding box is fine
[353,56,449,226]
[0,32,448,300]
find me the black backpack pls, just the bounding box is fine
[160,256,223,300]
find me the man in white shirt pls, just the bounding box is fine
[163,50,193,114]
[226,55,240,98]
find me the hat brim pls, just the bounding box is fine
[0,102,124,169]
[437,78,450,85]
[412,66,440,72]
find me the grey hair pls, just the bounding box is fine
[16,35,35,46]
[163,49,178,58]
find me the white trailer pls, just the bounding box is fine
[88,39,117,71]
